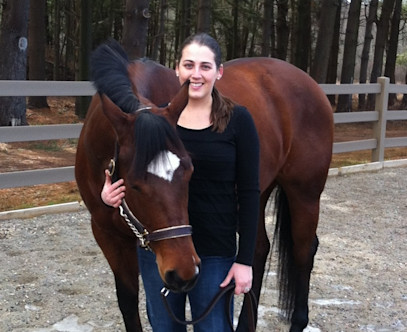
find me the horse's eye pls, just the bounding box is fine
[131,184,142,192]
[180,156,193,171]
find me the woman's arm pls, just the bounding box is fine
[222,106,260,295]
[234,106,260,266]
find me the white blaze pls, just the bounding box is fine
[147,150,180,181]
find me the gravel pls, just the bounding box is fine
[1,166,406,331]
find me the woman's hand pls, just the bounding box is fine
[101,169,126,208]
[220,262,253,295]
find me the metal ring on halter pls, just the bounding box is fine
[108,159,115,177]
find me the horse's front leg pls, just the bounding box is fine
[91,217,143,332]
[115,272,143,332]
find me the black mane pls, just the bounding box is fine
[90,39,140,113]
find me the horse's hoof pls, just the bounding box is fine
[289,324,308,332]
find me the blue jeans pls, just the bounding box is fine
[138,249,235,332]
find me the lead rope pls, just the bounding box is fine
[160,283,257,331]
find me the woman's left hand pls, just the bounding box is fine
[220,262,253,295]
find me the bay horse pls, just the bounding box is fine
[75,40,333,332]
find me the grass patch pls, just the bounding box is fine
[0,182,80,212]
[29,141,62,152]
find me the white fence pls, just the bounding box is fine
[0,77,406,189]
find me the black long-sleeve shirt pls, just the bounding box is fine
[177,105,260,266]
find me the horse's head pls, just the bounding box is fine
[99,81,200,292]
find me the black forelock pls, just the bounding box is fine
[132,110,184,179]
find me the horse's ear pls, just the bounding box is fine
[100,94,132,141]
[162,80,190,126]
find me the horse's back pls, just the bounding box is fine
[218,57,333,191]
[220,57,332,136]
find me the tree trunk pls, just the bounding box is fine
[293,0,311,71]
[384,0,402,107]
[28,0,49,109]
[151,0,167,63]
[261,0,273,57]
[113,0,124,40]
[64,1,78,80]
[122,0,151,59]
[159,0,168,65]
[326,0,341,105]
[53,0,61,80]
[197,0,211,33]
[289,0,296,63]
[311,0,339,83]
[358,0,378,110]
[337,0,362,113]
[231,0,240,59]
[0,0,30,126]
[178,0,192,50]
[75,0,92,119]
[367,0,396,109]
[276,0,289,60]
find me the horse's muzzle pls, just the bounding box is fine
[164,262,201,293]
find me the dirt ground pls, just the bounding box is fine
[0,166,406,331]
[0,98,406,331]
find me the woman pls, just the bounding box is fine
[101,33,260,331]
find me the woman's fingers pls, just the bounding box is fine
[220,263,252,295]
[101,170,126,207]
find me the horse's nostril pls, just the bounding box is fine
[164,270,181,291]
[164,266,200,293]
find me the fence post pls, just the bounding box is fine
[372,76,389,162]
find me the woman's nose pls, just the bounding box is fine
[192,66,202,77]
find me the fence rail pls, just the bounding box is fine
[1,77,406,189]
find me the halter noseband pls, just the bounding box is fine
[108,139,192,251]
[118,198,192,249]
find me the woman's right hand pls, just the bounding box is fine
[101,169,126,208]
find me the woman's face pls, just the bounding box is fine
[176,43,223,102]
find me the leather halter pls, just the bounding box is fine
[108,140,192,250]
